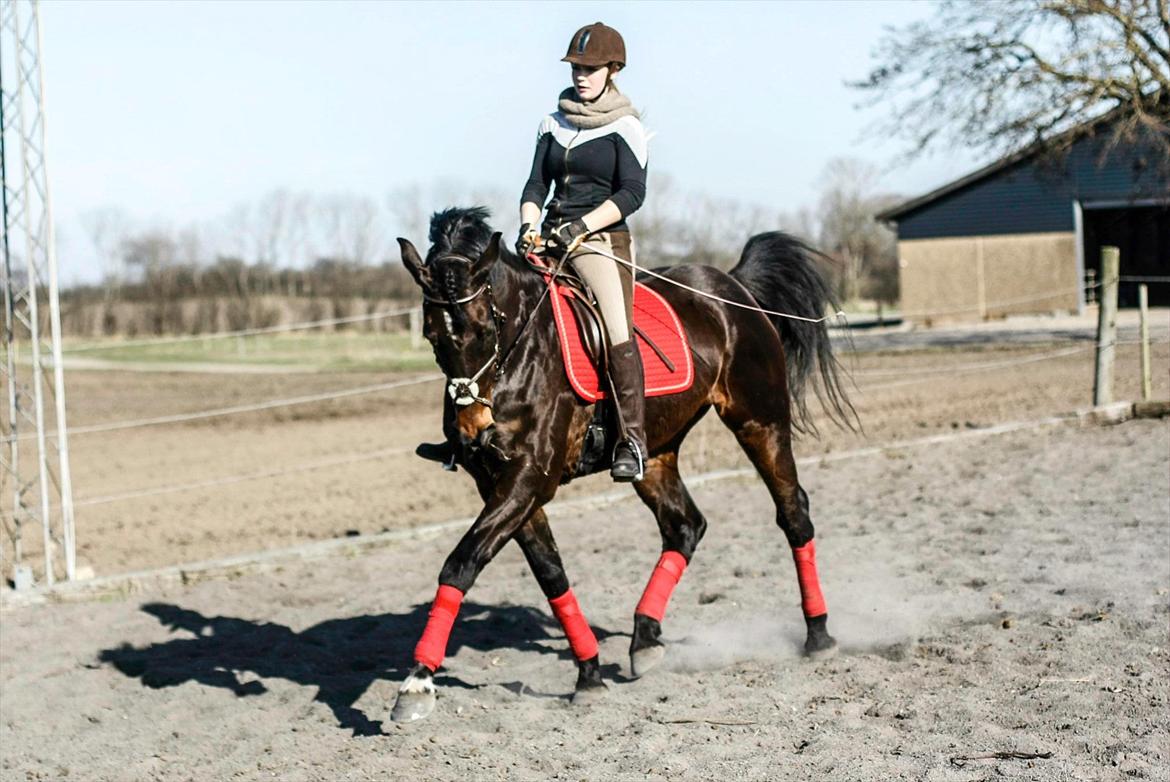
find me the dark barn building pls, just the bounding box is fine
[878,121,1169,323]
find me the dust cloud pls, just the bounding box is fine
[664,556,984,672]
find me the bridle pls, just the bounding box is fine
[422,253,505,408]
[422,247,568,410]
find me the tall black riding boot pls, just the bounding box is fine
[415,440,457,471]
[608,339,646,482]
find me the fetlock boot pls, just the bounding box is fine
[608,339,647,482]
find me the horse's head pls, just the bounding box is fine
[398,207,505,436]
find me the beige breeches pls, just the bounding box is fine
[568,231,636,346]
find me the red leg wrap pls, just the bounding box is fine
[549,588,599,661]
[792,540,827,618]
[413,584,464,671]
[635,550,688,622]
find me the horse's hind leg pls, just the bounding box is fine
[629,451,709,677]
[513,509,607,703]
[716,394,837,657]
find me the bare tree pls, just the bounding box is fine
[317,193,384,265]
[816,159,900,305]
[253,188,310,267]
[80,207,132,288]
[387,184,429,244]
[630,173,780,268]
[629,171,681,254]
[120,231,176,283]
[220,201,257,266]
[387,181,514,247]
[120,229,188,333]
[853,0,1170,169]
[174,224,209,293]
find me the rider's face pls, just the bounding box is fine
[571,63,609,101]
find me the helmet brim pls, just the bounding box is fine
[561,53,624,68]
[562,54,608,66]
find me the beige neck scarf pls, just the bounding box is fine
[557,86,640,129]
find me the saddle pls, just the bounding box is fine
[540,267,694,480]
[416,260,695,479]
[545,273,694,403]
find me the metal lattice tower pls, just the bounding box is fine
[1,0,74,589]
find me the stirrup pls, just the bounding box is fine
[610,439,644,483]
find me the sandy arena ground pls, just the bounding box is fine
[1,415,1167,780]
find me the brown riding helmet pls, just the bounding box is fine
[562,22,626,69]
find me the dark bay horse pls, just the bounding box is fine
[391,207,853,721]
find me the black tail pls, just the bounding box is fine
[729,231,856,434]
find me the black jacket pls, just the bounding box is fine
[521,112,649,233]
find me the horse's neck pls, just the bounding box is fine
[493,254,551,339]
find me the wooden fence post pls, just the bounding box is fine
[410,307,423,350]
[1139,283,1152,402]
[1093,246,1119,407]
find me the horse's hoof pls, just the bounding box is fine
[803,614,837,660]
[804,635,838,660]
[391,674,436,722]
[571,682,609,706]
[630,643,666,678]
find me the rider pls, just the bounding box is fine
[517,21,649,483]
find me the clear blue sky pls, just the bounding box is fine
[43,0,983,283]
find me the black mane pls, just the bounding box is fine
[426,206,494,263]
[422,206,536,324]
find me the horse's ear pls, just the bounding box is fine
[398,238,430,288]
[475,232,503,275]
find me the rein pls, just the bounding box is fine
[576,241,846,325]
[429,236,839,411]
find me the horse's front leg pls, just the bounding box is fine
[513,508,606,703]
[391,461,556,722]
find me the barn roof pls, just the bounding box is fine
[875,107,1134,223]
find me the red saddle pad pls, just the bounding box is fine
[548,279,694,402]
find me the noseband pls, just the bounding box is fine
[423,253,505,408]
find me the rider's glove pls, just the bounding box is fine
[547,218,590,253]
[515,223,540,257]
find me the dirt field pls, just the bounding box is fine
[2,413,1167,780]
[5,322,1167,580]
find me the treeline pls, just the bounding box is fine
[62,255,416,338]
[64,158,900,337]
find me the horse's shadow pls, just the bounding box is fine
[99,600,621,737]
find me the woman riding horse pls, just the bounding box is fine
[517,21,649,482]
[390,24,853,723]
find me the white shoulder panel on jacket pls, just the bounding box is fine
[546,112,649,168]
[609,115,649,168]
[537,114,557,139]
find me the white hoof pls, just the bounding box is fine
[630,644,666,678]
[391,674,436,722]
